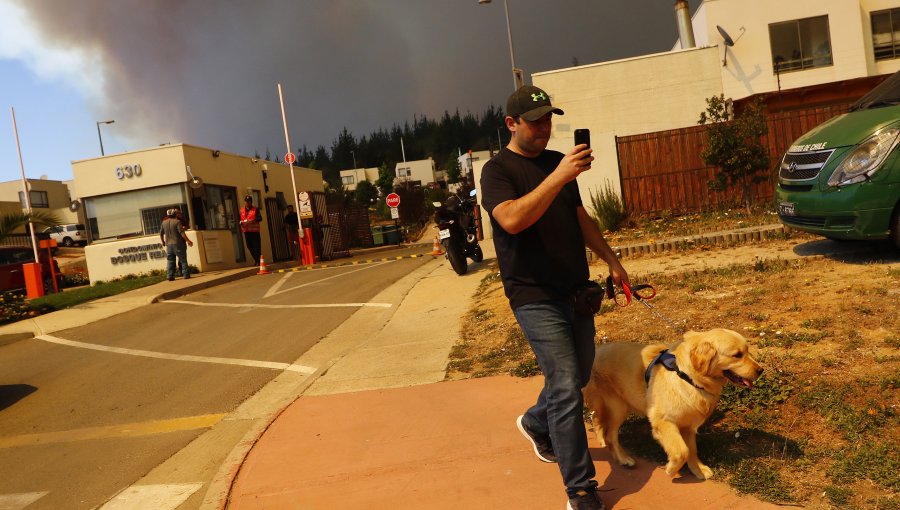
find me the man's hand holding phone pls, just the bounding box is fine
[573,128,593,171]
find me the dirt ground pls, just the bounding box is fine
[448,236,899,509]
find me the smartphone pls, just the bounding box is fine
[574,128,590,149]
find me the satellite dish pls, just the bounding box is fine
[184,164,203,188]
[69,200,81,212]
[717,25,735,47]
[716,25,745,67]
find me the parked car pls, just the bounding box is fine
[43,223,89,247]
[0,247,64,293]
[775,70,900,249]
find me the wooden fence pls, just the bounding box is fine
[615,103,851,216]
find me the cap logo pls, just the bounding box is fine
[531,92,547,102]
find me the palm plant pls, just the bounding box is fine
[0,211,62,244]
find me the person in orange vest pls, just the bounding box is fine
[240,195,262,267]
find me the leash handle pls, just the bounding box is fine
[606,276,656,307]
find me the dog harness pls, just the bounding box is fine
[644,349,706,391]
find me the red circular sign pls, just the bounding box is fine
[284,152,296,164]
[386,193,400,208]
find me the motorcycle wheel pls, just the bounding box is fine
[470,243,483,262]
[447,237,468,275]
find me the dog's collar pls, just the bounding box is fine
[645,350,707,392]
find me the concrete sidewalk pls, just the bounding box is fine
[227,377,781,510]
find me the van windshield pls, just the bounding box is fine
[850,70,900,112]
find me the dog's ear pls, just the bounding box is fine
[688,337,718,376]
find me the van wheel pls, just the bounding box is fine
[62,237,74,247]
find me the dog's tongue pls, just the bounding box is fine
[726,370,754,389]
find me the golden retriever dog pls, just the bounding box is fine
[583,328,763,480]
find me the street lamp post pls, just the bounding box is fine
[351,150,357,169]
[478,0,523,90]
[96,120,114,156]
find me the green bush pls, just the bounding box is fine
[589,182,628,232]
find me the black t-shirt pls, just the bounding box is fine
[284,212,300,228]
[480,147,588,309]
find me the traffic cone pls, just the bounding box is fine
[430,235,443,256]
[257,255,271,275]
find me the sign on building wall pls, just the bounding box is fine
[204,237,223,264]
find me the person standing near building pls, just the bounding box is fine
[173,206,188,276]
[160,208,193,281]
[284,204,300,260]
[480,85,629,510]
[240,195,262,267]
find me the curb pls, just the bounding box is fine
[596,224,791,261]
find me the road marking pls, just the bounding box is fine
[275,252,432,272]
[264,259,392,298]
[163,300,392,309]
[99,483,203,510]
[0,414,225,449]
[34,335,317,374]
[0,492,48,510]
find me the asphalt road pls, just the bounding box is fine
[0,253,432,510]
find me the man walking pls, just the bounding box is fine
[240,195,262,267]
[160,208,193,281]
[480,85,629,510]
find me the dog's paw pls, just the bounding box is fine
[664,461,683,477]
[614,453,635,467]
[690,463,714,480]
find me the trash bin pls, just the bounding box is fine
[371,225,384,246]
[383,225,400,245]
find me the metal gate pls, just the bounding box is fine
[307,192,372,261]
[265,197,293,262]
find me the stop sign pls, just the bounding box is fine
[386,193,400,208]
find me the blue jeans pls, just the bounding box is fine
[513,299,597,497]
[166,244,189,278]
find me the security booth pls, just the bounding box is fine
[70,143,323,285]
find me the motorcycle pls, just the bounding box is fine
[433,187,483,275]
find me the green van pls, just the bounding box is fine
[776,70,900,249]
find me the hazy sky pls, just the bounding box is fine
[0,0,692,182]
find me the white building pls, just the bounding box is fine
[474,0,900,239]
[457,150,492,179]
[339,167,380,191]
[394,158,437,186]
[0,177,82,226]
[71,143,323,283]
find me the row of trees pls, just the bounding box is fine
[259,106,507,191]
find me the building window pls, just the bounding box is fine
[872,8,900,61]
[397,167,412,178]
[18,190,49,208]
[203,185,239,230]
[769,15,833,73]
[342,175,355,185]
[84,184,187,240]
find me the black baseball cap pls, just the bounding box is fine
[507,85,564,121]
[244,195,253,202]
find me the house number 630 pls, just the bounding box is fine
[115,164,143,180]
